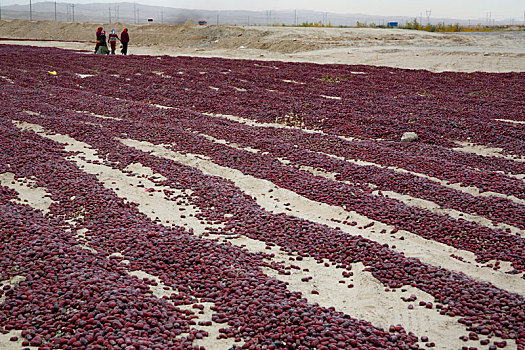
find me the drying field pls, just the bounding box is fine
[0,44,524,349]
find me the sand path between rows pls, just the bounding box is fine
[202,112,525,198]
[196,130,525,239]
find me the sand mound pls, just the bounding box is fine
[0,19,319,53]
[0,19,479,54]
[1,20,525,72]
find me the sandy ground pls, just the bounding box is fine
[1,19,525,72]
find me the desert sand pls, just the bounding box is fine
[1,19,525,72]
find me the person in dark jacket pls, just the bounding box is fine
[96,30,110,55]
[120,28,129,55]
[94,26,103,54]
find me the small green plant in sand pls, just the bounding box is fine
[276,113,305,127]
[320,75,346,83]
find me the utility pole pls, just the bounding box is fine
[136,8,139,24]
[133,2,136,24]
[54,0,57,21]
[161,11,163,24]
[216,14,219,25]
[29,0,32,21]
[109,8,111,23]
[71,4,75,22]
[426,9,431,25]
[294,9,297,26]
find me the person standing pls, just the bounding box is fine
[108,29,119,55]
[96,30,110,55]
[120,28,129,55]
[94,26,103,54]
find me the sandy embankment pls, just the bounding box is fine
[1,19,525,72]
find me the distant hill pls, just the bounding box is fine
[1,2,492,27]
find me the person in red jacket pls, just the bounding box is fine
[108,29,119,55]
[94,26,103,54]
[120,28,129,55]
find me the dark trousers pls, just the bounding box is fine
[121,42,128,55]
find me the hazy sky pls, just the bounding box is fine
[4,0,525,20]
